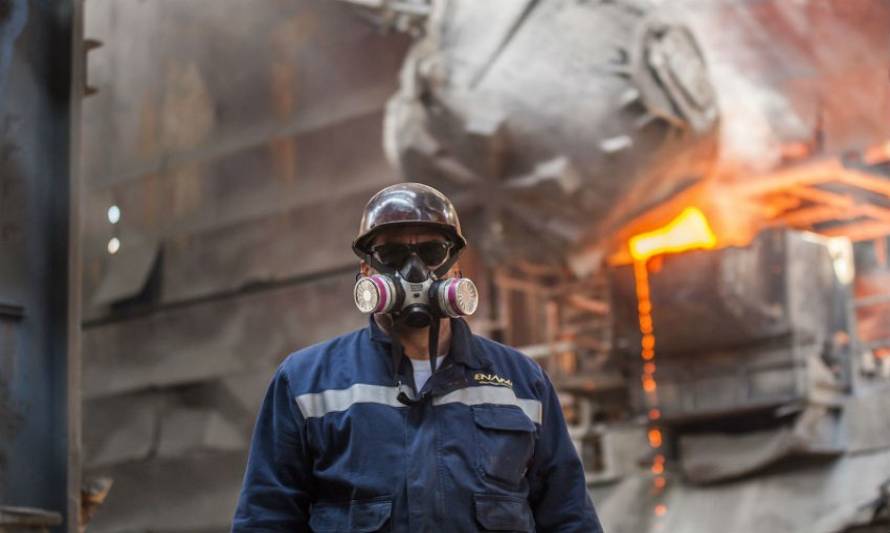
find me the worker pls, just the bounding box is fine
[232,183,602,532]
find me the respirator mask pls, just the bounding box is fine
[353,239,479,327]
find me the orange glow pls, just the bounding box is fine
[648,429,663,448]
[865,140,890,165]
[654,504,667,517]
[606,159,890,266]
[781,141,811,160]
[635,256,668,489]
[642,377,657,393]
[629,207,717,262]
[641,335,655,350]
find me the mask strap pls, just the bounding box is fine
[428,318,440,374]
[390,334,405,383]
[392,334,420,405]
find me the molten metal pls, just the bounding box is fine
[629,207,717,262]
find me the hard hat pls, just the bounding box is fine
[353,183,467,276]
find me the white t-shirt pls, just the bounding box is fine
[410,355,446,391]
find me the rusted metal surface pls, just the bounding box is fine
[85,109,390,242]
[82,1,406,187]
[80,0,410,319]
[82,96,401,317]
[78,5,410,529]
[81,110,397,320]
[0,1,82,530]
[78,478,112,533]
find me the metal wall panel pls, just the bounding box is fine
[159,184,389,304]
[81,0,405,188]
[83,273,362,399]
[84,451,247,533]
[78,2,414,529]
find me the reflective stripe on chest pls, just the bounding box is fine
[294,383,542,424]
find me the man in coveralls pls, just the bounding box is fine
[233,183,602,532]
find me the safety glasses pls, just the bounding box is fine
[371,240,453,269]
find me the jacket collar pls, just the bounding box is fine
[368,316,489,370]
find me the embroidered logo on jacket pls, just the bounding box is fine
[473,372,513,388]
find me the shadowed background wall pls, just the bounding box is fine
[79,3,409,530]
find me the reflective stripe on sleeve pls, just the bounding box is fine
[433,385,543,424]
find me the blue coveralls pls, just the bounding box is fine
[233,317,602,532]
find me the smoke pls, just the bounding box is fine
[679,0,890,174]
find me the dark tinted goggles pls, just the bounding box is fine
[371,240,453,269]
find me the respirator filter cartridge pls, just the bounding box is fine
[353,275,398,314]
[435,277,479,317]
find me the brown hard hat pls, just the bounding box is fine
[353,183,467,272]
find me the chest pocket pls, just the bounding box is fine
[472,405,537,486]
[309,497,392,532]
